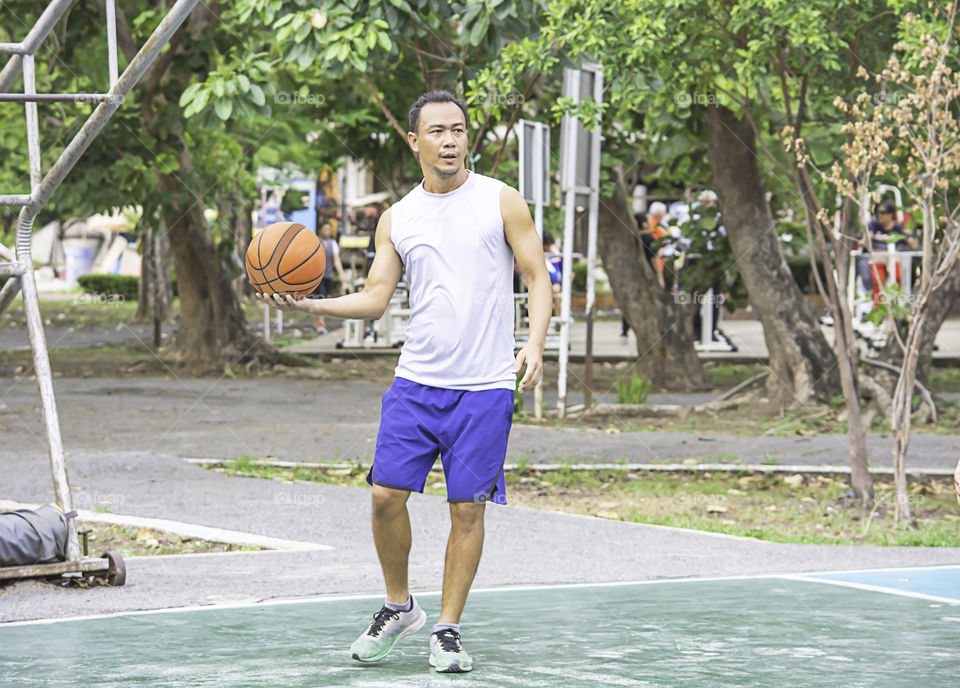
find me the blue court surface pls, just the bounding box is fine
[1,566,958,687]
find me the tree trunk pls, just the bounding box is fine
[876,256,960,387]
[235,185,254,300]
[217,183,254,302]
[157,151,258,370]
[135,219,172,328]
[599,167,705,389]
[792,166,874,502]
[705,105,839,406]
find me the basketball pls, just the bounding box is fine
[245,221,326,297]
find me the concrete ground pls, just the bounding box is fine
[2,299,959,624]
[2,375,960,623]
[2,447,959,624]
[2,377,959,470]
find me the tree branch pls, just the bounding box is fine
[489,71,541,176]
[362,73,408,142]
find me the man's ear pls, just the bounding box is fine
[407,131,419,155]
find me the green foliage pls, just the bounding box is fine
[673,204,748,312]
[572,262,587,292]
[77,274,139,301]
[615,371,657,404]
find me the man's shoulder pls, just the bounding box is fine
[471,171,510,193]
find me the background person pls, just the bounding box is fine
[312,221,347,334]
[865,199,917,306]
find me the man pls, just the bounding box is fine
[258,90,552,674]
[311,221,347,334]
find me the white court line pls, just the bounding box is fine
[781,574,960,606]
[5,564,959,627]
[0,500,332,553]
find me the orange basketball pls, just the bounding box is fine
[245,221,326,297]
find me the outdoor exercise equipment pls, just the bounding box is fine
[0,0,201,586]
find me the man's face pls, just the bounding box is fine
[408,102,468,177]
[319,223,332,239]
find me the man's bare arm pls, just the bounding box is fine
[502,185,551,391]
[259,209,402,319]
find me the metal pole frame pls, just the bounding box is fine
[0,0,201,564]
[582,61,603,411]
[557,61,603,417]
[517,118,551,421]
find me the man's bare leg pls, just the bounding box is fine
[351,485,424,663]
[438,501,486,624]
[371,484,412,603]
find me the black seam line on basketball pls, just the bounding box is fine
[253,226,266,270]
[278,241,321,280]
[263,223,302,273]
[250,273,323,287]
[245,258,264,281]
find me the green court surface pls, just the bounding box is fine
[2,568,958,687]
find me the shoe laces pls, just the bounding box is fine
[367,606,400,637]
[434,628,462,653]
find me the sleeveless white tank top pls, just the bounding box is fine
[389,169,515,390]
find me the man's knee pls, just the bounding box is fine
[449,501,485,532]
[371,484,410,517]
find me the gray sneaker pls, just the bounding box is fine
[350,597,427,662]
[429,628,473,673]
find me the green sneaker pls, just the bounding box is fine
[350,597,427,662]
[429,628,473,673]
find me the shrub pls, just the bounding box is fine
[572,262,587,292]
[77,274,139,301]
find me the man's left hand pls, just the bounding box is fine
[513,343,544,392]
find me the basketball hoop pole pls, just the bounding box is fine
[0,0,200,568]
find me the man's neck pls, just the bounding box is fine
[422,168,469,194]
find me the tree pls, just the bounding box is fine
[477,0,849,400]
[802,3,960,520]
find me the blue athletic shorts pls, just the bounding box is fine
[366,376,513,504]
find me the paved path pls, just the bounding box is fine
[2,378,958,470]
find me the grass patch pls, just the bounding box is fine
[75,521,264,556]
[1,298,150,329]
[703,362,767,389]
[208,457,960,547]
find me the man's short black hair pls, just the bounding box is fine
[408,90,469,135]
